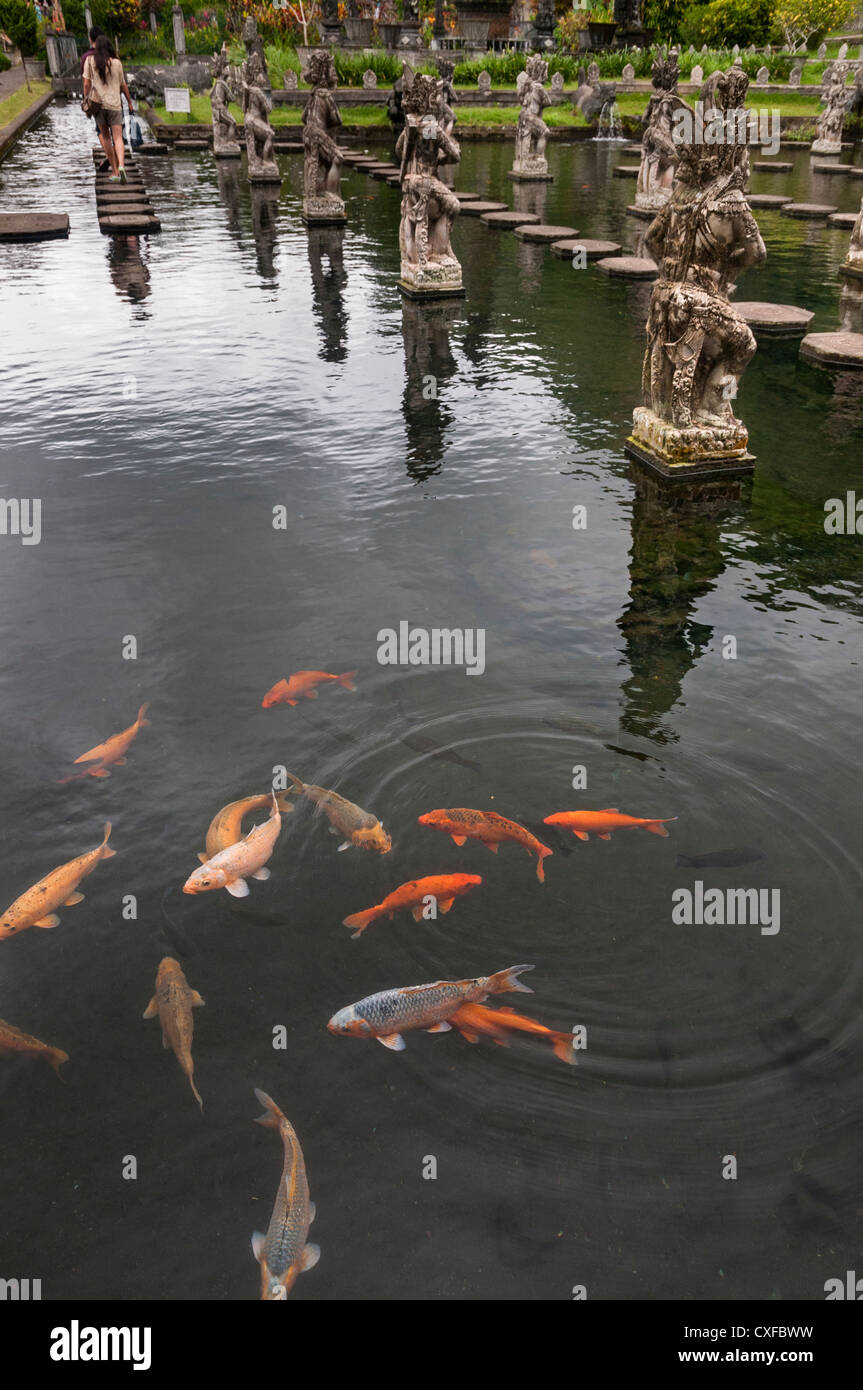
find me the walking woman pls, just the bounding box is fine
[83,35,135,183]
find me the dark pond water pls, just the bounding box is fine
[0,104,862,1301]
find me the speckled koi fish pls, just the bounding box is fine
[328,963,534,1051]
[543,809,677,841]
[0,822,115,941]
[342,873,482,938]
[261,670,356,708]
[251,1089,319,1301]
[449,1003,577,1067]
[183,792,281,898]
[65,703,149,779]
[418,807,552,883]
[285,773,391,854]
[0,1016,68,1077]
[201,791,294,861]
[143,956,205,1111]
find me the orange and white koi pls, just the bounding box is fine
[0,822,116,940]
[418,807,552,882]
[342,873,482,938]
[328,963,534,1051]
[0,1016,68,1077]
[67,703,149,779]
[183,792,281,898]
[285,772,391,853]
[261,670,356,708]
[143,956,205,1111]
[251,1089,319,1300]
[201,791,294,861]
[543,809,677,841]
[449,1003,576,1066]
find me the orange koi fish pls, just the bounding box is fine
[285,772,391,854]
[449,1003,576,1067]
[0,1016,68,1077]
[68,703,149,779]
[184,792,282,898]
[201,791,294,861]
[261,671,357,708]
[328,964,534,1051]
[143,956,205,1111]
[252,1089,319,1300]
[0,822,116,940]
[418,808,552,883]
[543,809,677,841]
[342,873,482,938]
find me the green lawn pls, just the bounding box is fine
[0,80,51,132]
[154,96,591,129]
[615,91,823,118]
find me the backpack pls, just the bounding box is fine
[127,113,144,149]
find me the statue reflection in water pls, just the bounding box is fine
[400,298,463,482]
[106,235,151,315]
[307,226,348,363]
[618,461,744,744]
[249,184,280,283]
[215,160,244,250]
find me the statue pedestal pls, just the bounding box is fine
[626,406,754,479]
[249,170,282,184]
[811,139,842,155]
[508,162,554,183]
[214,144,242,159]
[303,194,347,226]
[399,261,464,300]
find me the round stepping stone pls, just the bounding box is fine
[99,204,154,218]
[748,193,793,209]
[386,175,401,186]
[828,211,858,228]
[849,167,863,179]
[513,223,578,243]
[733,301,814,338]
[453,191,483,201]
[481,210,540,229]
[369,166,400,179]
[550,237,622,260]
[811,161,852,174]
[781,203,838,219]
[625,204,655,221]
[623,143,642,155]
[800,331,863,368]
[0,212,70,242]
[613,165,640,178]
[459,200,508,216]
[99,214,161,233]
[752,161,792,173]
[135,142,168,154]
[594,255,658,278]
[174,139,208,149]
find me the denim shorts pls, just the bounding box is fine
[96,107,123,132]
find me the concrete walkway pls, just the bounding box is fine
[0,62,27,102]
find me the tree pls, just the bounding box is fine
[0,0,39,56]
[773,0,851,51]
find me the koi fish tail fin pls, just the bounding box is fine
[552,1034,578,1067]
[646,817,677,837]
[191,1077,204,1113]
[136,702,150,726]
[343,907,375,939]
[536,845,553,882]
[253,1087,284,1128]
[100,822,117,858]
[488,964,535,996]
[338,671,358,691]
[50,1048,69,1078]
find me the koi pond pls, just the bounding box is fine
[0,103,862,1302]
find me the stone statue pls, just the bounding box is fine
[302,49,346,224]
[242,52,281,183]
[510,55,551,182]
[846,189,863,276]
[395,73,462,299]
[628,69,767,475]
[319,0,341,44]
[812,62,850,155]
[211,49,241,159]
[436,60,457,137]
[242,16,269,88]
[635,48,686,213]
[387,75,406,136]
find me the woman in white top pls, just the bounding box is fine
[83,36,135,182]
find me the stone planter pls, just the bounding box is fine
[456,0,512,41]
[22,58,47,79]
[344,17,374,43]
[459,20,490,45]
[587,21,617,49]
[378,22,402,46]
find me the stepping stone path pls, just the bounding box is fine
[92,157,161,235]
[594,255,658,278]
[779,141,809,150]
[752,161,792,173]
[514,223,579,243]
[175,139,209,150]
[459,200,508,216]
[453,191,483,201]
[811,162,852,175]
[0,213,70,242]
[625,205,655,221]
[136,143,168,155]
[828,211,858,228]
[734,302,814,338]
[748,194,793,208]
[369,166,400,179]
[800,331,863,368]
[550,237,622,260]
[623,144,642,155]
[613,165,640,178]
[481,210,540,228]
[781,203,838,219]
